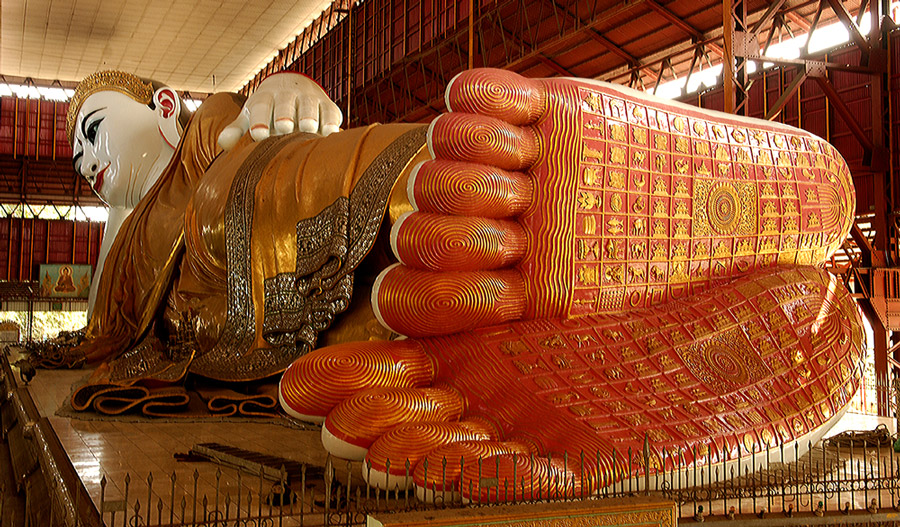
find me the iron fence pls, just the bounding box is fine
[88,430,900,527]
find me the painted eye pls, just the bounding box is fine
[86,119,103,144]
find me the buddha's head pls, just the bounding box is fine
[67,71,191,208]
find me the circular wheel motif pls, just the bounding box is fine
[707,183,741,235]
[701,342,749,384]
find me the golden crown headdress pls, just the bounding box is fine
[66,71,154,144]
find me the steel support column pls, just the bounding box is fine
[723,0,750,115]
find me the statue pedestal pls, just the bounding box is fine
[368,496,676,527]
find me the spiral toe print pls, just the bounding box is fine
[279,68,860,503]
[374,68,854,337]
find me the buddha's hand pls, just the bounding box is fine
[281,266,865,502]
[218,72,343,149]
[373,68,853,338]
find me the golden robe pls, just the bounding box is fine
[79,93,427,385]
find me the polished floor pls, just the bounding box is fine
[18,359,335,525]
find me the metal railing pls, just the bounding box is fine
[86,430,900,527]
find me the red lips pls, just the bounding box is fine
[94,166,107,192]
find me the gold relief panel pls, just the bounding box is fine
[654,153,668,172]
[632,148,647,168]
[734,238,755,255]
[654,133,668,151]
[756,149,774,165]
[632,126,648,146]
[691,120,707,137]
[676,328,771,395]
[714,144,730,162]
[578,265,600,286]
[627,101,647,124]
[693,140,710,156]
[631,218,646,237]
[627,264,647,284]
[730,127,747,144]
[583,215,597,235]
[652,199,668,217]
[694,160,712,176]
[582,166,603,186]
[783,201,799,216]
[761,219,779,236]
[808,138,821,152]
[671,116,687,134]
[582,91,603,112]
[653,177,668,195]
[585,118,605,139]
[631,171,648,189]
[609,192,624,213]
[583,145,604,164]
[807,213,821,229]
[608,98,626,119]
[577,239,600,260]
[693,241,709,258]
[609,122,627,142]
[804,187,819,203]
[610,146,627,165]
[777,150,793,167]
[632,195,647,214]
[605,239,623,260]
[651,220,667,239]
[608,170,626,189]
[577,191,601,210]
[601,288,625,310]
[606,217,624,235]
[711,124,727,141]
[735,147,752,164]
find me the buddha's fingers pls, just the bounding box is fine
[373,265,526,337]
[445,69,547,126]
[322,386,466,460]
[409,161,533,218]
[279,340,434,423]
[428,113,539,171]
[391,213,526,271]
[364,421,501,490]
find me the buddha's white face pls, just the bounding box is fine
[71,90,177,208]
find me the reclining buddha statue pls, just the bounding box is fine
[59,67,863,500]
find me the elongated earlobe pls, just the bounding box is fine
[153,87,182,149]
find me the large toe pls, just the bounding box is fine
[428,113,539,170]
[322,386,466,460]
[445,69,546,125]
[373,264,525,337]
[279,340,433,422]
[412,439,535,502]
[409,160,533,218]
[363,420,499,490]
[391,212,526,271]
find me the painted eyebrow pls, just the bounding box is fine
[80,107,105,139]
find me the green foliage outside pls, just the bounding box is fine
[0,310,86,342]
